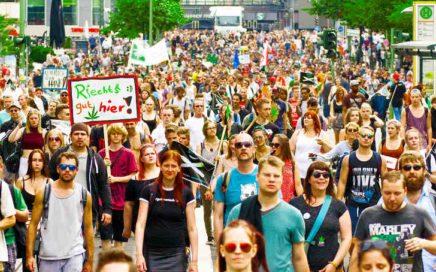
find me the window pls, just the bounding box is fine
[63,0,77,25]
[92,0,103,26]
[216,16,240,26]
[27,0,45,25]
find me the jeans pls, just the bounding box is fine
[393,107,402,121]
[323,103,330,118]
[199,186,213,239]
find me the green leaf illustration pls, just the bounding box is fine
[85,106,100,120]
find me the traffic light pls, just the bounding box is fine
[317,31,326,48]
[325,30,337,51]
[13,37,25,47]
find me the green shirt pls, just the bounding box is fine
[5,186,27,245]
[227,201,305,272]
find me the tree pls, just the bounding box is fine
[0,15,18,56]
[105,0,190,40]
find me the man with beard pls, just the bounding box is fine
[26,152,94,272]
[350,171,436,272]
[213,133,258,240]
[400,151,436,272]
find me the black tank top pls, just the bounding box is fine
[142,113,157,133]
[431,108,436,141]
[333,99,342,114]
[345,151,381,207]
[22,178,49,211]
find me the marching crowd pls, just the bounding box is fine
[0,28,433,272]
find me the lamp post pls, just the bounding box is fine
[149,0,152,46]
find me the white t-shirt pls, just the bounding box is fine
[0,181,16,262]
[151,123,167,153]
[185,117,205,151]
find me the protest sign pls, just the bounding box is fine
[239,54,251,64]
[128,38,170,67]
[68,75,140,126]
[42,68,68,90]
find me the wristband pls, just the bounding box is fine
[330,261,338,269]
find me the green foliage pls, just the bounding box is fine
[308,0,413,34]
[105,0,190,40]
[29,46,55,63]
[63,37,72,49]
[0,15,18,56]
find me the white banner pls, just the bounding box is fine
[128,39,170,66]
[42,68,68,90]
[239,54,250,64]
[68,75,140,125]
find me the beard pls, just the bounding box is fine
[406,174,425,192]
[60,174,75,183]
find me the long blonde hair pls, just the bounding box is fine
[25,110,42,134]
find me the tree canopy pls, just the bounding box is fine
[104,0,190,40]
[306,0,412,33]
[0,15,18,56]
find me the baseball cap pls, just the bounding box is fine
[8,103,21,110]
[393,73,400,80]
[350,80,359,86]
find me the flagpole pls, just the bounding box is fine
[210,124,227,183]
[244,115,258,133]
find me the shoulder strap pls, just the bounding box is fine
[42,184,51,222]
[381,138,386,148]
[81,186,87,209]
[111,147,126,169]
[306,195,332,243]
[7,184,15,205]
[221,170,232,193]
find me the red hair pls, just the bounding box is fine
[138,144,159,180]
[156,150,186,206]
[303,111,321,135]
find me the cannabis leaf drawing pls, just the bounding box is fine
[85,106,100,120]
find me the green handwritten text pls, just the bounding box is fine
[74,83,121,100]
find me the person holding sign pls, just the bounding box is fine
[99,124,138,250]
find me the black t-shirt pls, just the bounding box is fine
[289,196,347,270]
[390,82,406,107]
[140,184,194,249]
[124,178,155,232]
[90,126,105,151]
[246,121,280,141]
[355,204,436,272]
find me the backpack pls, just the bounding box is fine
[34,184,88,255]
[344,151,383,206]
[7,184,27,258]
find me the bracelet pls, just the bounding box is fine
[330,261,338,269]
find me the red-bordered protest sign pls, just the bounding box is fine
[68,75,140,126]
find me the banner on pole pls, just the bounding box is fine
[68,75,140,125]
[42,68,68,90]
[128,39,170,67]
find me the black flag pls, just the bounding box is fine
[300,72,315,85]
[171,141,215,187]
[50,0,65,48]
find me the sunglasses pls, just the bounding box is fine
[58,164,78,171]
[347,129,358,133]
[402,164,423,171]
[271,143,280,148]
[235,141,253,149]
[49,137,61,142]
[61,94,68,97]
[224,242,252,253]
[312,171,330,179]
[359,240,387,252]
[194,105,204,108]
[9,109,19,113]
[360,134,374,139]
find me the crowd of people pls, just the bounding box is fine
[0,28,432,272]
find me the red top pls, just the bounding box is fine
[22,127,44,150]
[281,160,296,202]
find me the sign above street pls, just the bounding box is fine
[338,26,344,32]
[256,13,265,20]
[346,29,360,37]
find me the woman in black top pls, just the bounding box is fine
[123,144,160,238]
[289,161,352,272]
[16,149,52,215]
[135,150,198,272]
[141,97,159,134]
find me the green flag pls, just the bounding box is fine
[225,104,230,121]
